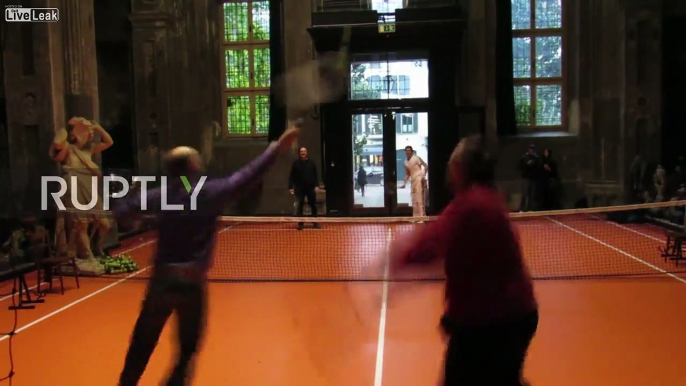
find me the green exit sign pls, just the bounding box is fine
[378,23,396,33]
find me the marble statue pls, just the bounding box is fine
[49,117,113,275]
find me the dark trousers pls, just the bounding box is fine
[442,311,539,386]
[296,188,318,225]
[539,178,559,210]
[119,272,207,386]
[519,179,537,211]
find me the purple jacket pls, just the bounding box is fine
[113,142,279,271]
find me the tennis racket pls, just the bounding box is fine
[275,26,352,120]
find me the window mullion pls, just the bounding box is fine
[531,83,537,126]
[247,1,253,42]
[250,93,256,135]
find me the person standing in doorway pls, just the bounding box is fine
[289,147,320,230]
[401,146,428,217]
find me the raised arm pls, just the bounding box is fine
[202,142,280,201]
[112,186,162,226]
[203,125,300,201]
[50,128,70,163]
[90,122,114,154]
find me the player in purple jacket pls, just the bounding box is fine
[116,125,300,386]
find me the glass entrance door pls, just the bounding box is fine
[351,110,429,215]
[394,111,429,216]
[352,112,388,213]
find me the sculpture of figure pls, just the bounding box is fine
[49,117,113,268]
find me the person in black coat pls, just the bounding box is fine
[518,144,539,211]
[357,166,367,197]
[540,148,559,210]
[289,147,320,230]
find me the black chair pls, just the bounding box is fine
[36,232,80,295]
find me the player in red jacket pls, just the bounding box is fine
[388,135,538,385]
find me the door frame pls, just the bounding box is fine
[349,104,430,216]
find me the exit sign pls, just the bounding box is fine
[378,23,396,33]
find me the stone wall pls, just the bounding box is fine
[0,0,678,216]
[464,0,664,209]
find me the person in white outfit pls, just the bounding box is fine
[400,146,428,217]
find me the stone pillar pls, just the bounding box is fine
[623,1,662,171]
[2,0,66,212]
[129,4,172,175]
[61,0,101,164]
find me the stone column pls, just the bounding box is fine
[1,0,67,212]
[129,9,172,175]
[623,2,662,172]
[61,0,101,164]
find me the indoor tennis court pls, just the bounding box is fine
[2,204,686,386]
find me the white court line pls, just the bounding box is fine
[0,224,237,340]
[547,217,686,284]
[373,228,391,386]
[0,239,157,303]
[587,214,664,243]
[0,267,151,342]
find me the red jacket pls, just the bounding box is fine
[394,185,537,325]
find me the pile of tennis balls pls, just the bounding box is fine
[99,254,138,274]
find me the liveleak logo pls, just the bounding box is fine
[40,176,207,211]
[5,5,59,22]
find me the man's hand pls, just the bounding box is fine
[289,189,294,195]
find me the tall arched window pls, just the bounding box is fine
[220,0,271,136]
[512,0,564,131]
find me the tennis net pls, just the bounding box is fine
[105,200,686,282]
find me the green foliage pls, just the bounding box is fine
[100,254,138,275]
[511,0,563,127]
[223,1,271,135]
[353,133,368,158]
[350,64,382,100]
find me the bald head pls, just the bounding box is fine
[164,146,204,177]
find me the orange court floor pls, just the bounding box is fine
[1,216,686,386]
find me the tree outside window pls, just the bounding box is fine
[512,0,564,130]
[221,0,271,136]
